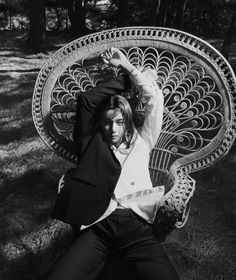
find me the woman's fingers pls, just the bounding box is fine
[100,48,124,66]
[100,52,111,64]
[108,48,113,57]
[103,48,119,59]
[111,47,119,54]
[101,57,109,64]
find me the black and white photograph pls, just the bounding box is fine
[0,1,236,279]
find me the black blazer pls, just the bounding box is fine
[52,75,130,225]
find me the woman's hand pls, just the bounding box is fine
[101,47,134,73]
[101,47,127,67]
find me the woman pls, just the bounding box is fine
[49,48,180,280]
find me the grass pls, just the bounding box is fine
[0,30,236,280]
[167,160,236,280]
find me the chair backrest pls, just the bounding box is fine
[32,27,236,186]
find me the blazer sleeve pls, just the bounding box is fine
[73,75,130,158]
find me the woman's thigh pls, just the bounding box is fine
[127,243,181,280]
[121,213,181,280]
[47,228,109,280]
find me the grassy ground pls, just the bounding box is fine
[0,30,235,280]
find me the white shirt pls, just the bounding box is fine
[81,68,164,230]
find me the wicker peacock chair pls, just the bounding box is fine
[32,26,236,277]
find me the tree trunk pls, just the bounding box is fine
[55,8,62,30]
[117,0,129,27]
[222,9,236,60]
[156,0,170,27]
[174,0,187,29]
[67,0,87,35]
[9,8,12,30]
[67,0,75,27]
[147,0,161,26]
[28,0,46,52]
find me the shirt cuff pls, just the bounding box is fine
[129,67,157,87]
[129,67,153,86]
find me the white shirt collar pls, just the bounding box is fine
[110,130,138,154]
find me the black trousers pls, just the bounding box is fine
[48,209,181,280]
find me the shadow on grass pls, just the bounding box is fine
[0,121,37,144]
[0,169,59,243]
[0,167,71,279]
[0,167,73,280]
[0,90,31,107]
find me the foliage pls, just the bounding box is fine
[184,0,233,35]
[0,0,29,30]
[0,0,235,37]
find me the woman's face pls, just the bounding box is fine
[101,108,126,147]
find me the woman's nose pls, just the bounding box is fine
[111,122,117,133]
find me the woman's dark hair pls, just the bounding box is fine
[101,95,135,148]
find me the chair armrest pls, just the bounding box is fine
[159,170,195,227]
[153,170,195,241]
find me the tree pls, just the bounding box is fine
[28,0,46,51]
[147,0,161,26]
[156,0,170,26]
[67,0,88,35]
[117,0,129,27]
[222,7,236,59]
[0,0,27,30]
[147,0,187,28]
[174,0,188,29]
[46,0,68,30]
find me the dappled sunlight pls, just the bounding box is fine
[0,138,70,181]
[0,108,15,123]
[0,218,73,280]
[2,118,31,129]
[0,48,50,72]
[1,137,46,159]
[0,72,37,89]
[0,169,61,244]
[184,222,222,262]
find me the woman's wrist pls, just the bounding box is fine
[120,60,136,75]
